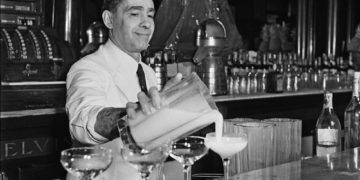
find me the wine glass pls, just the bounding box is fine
[121,145,170,180]
[205,132,247,180]
[60,147,113,180]
[169,136,209,180]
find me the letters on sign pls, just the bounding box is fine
[0,137,54,160]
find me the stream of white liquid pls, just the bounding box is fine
[215,113,224,140]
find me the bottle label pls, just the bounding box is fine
[317,129,338,144]
[276,74,283,92]
[316,145,337,156]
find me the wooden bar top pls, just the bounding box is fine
[232,147,360,180]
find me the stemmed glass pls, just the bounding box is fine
[121,145,170,180]
[205,132,247,180]
[169,136,209,180]
[60,147,113,180]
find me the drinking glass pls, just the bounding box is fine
[60,147,113,180]
[205,132,247,180]
[169,136,209,180]
[121,145,170,180]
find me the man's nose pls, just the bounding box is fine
[140,15,152,29]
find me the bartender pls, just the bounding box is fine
[66,0,181,146]
[66,0,182,179]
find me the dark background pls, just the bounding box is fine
[43,0,359,58]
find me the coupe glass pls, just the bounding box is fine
[169,136,209,180]
[60,147,113,180]
[205,132,247,180]
[121,145,170,180]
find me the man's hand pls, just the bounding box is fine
[126,87,160,119]
[126,73,182,120]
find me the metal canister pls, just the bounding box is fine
[196,55,228,95]
[194,18,228,95]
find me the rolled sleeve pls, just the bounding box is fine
[66,64,110,145]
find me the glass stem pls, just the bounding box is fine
[223,158,230,180]
[183,164,192,180]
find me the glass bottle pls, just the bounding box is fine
[284,64,293,92]
[316,91,342,156]
[166,50,178,78]
[344,72,360,149]
[347,55,355,89]
[266,63,284,93]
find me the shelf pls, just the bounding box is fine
[1,81,66,86]
[0,10,43,16]
[0,89,352,118]
[213,89,352,102]
[0,107,65,118]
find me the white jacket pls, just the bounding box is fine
[65,40,183,180]
[66,40,157,145]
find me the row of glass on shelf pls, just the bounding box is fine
[142,49,355,95]
[226,51,354,95]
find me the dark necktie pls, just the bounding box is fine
[137,64,148,94]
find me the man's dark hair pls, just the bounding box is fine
[102,0,123,12]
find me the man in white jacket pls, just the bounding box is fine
[67,0,181,146]
[65,0,182,179]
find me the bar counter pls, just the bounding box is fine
[0,88,353,179]
[232,147,360,180]
[78,140,360,180]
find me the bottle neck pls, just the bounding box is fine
[323,102,333,110]
[353,80,359,97]
[353,72,360,97]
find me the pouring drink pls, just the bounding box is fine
[206,120,247,180]
[119,72,221,151]
[205,133,247,158]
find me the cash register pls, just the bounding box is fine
[0,1,75,179]
[0,0,76,111]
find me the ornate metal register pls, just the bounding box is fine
[0,1,75,179]
[0,27,74,82]
[0,0,76,111]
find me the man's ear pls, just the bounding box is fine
[102,10,113,29]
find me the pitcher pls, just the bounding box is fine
[118,72,222,151]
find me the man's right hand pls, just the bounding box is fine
[126,73,183,120]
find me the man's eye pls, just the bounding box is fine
[148,14,154,18]
[130,13,139,16]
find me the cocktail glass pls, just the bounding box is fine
[205,132,247,180]
[121,145,170,180]
[169,136,209,180]
[60,147,113,180]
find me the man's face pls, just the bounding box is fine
[109,0,155,53]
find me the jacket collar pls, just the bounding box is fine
[102,39,141,77]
